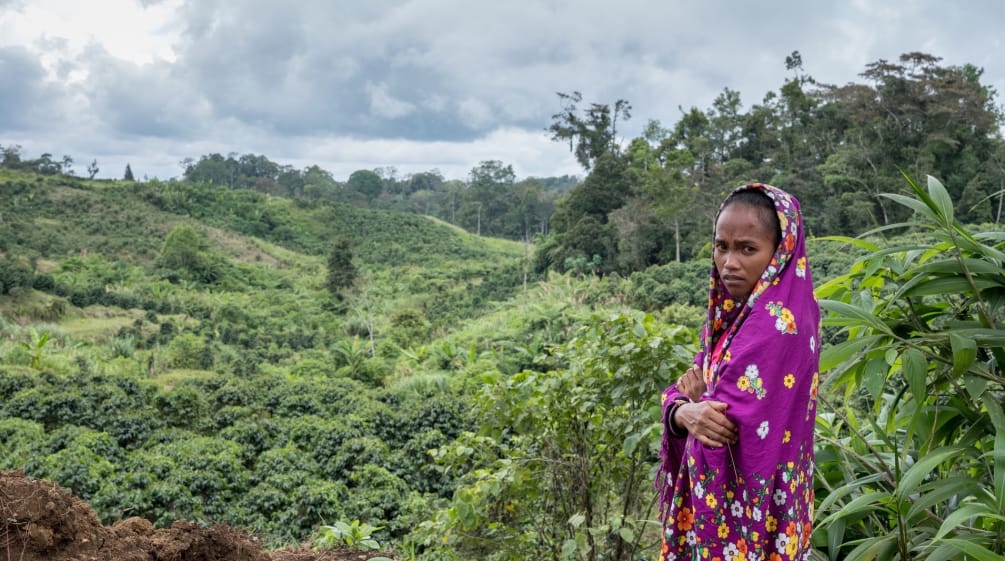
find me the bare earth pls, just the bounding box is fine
[0,471,395,561]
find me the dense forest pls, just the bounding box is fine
[1,51,1003,561]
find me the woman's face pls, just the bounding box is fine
[713,203,777,301]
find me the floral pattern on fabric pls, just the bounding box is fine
[657,184,820,561]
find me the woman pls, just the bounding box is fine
[656,184,820,561]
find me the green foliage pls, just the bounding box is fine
[814,175,1005,560]
[326,237,357,295]
[157,225,231,285]
[415,312,695,561]
[314,519,384,551]
[0,256,34,294]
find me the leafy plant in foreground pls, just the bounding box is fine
[814,175,1005,561]
[314,519,384,551]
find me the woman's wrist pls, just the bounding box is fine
[667,400,690,438]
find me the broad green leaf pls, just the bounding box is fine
[843,534,897,561]
[561,538,577,559]
[899,276,1001,299]
[963,374,988,400]
[985,396,1005,513]
[909,257,1005,276]
[820,335,884,372]
[617,527,634,543]
[901,349,928,404]
[883,192,939,223]
[863,357,887,403]
[827,518,846,561]
[934,502,1005,539]
[906,476,983,522]
[817,491,891,526]
[622,432,643,455]
[927,175,954,225]
[568,513,585,528]
[816,473,888,514]
[936,538,1005,561]
[820,300,892,334]
[895,446,964,501]
[928,328,1005,347]
[950,333,977,377]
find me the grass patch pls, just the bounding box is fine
[151,368,217,391]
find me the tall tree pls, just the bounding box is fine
[326,238,357,296]
[549,91,632,170]
[123,163,135,181]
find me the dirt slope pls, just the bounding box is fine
[0,471,393,561]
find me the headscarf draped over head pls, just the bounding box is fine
[656,183,820,561]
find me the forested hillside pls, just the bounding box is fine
[1,49,1003,561]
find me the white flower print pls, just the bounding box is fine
[757,420,770,439]
[724,544,739,559]
[694,483,705,499]
[745,363,759,378]
[666,554,676,561]
[731,501,743,517]
[776,534,791,552]
[783,471,790,483]
[775,317,787,332]
[773,488,787,506]
[686,530,697,546]
[752,506,762,522]
[810,335,816,352]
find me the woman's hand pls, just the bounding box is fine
[674,401,738,448]
[676,365,706,402]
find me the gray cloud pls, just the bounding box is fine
[0,46,62,130]
[2,0,1005,181]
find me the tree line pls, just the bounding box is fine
[5,51,1002,276]
[537,51,1005,274]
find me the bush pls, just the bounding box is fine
[0,256,33,294]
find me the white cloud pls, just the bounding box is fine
[366,81,417,119]
[2,0,1004,181]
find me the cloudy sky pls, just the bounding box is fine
[1,0,1003,182]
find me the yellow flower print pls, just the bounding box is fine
[706,494,718,509]
[779,213,789,231]
[723,299,735,312]
[787,461,795,469]
[785,539,797,558]
[790,479,797,493]
[717,523,729,539]
[796,256,807,279]
[783,430,791,444]
[740,364,767,399]
[784,374,795,389]
[723,350,731,362]
[765,301,798,334]
[752,531,759,543]
[766,515,778,532]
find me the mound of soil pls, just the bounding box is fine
[0,471,394,561]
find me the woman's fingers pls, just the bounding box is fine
[677,366,705,401]
[680,401,737,447]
